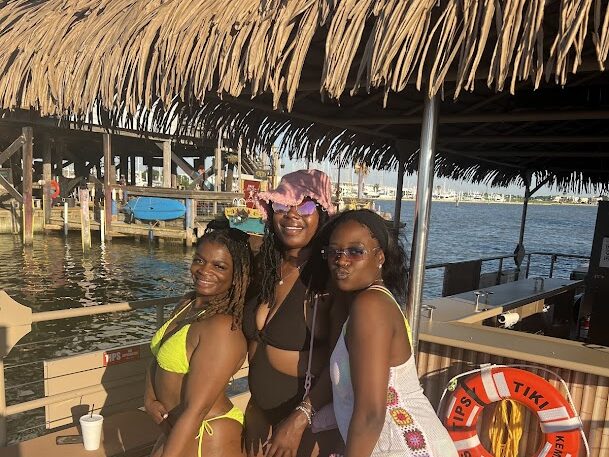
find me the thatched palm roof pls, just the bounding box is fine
[0,0,609,190]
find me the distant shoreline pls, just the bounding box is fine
[374,197,597,207]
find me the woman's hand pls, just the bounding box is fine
[265,409,309,457]
[145,398,169,425]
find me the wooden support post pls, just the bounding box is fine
[215,137,222,192]
[22,127,34,245]
[63,202,69,236]
[214,137,222,214]
[147,164,153,187]
[119,154,128,184]
[10,201,20,234]
[79,188,91,251]
[100,203,105,244]
[42,136,52,224]
[103,134,113,241]
[163,141,171,188]
[55,141,64,178]
[237,137,243,193]
[171,162,177,189]
[185,198,197,245]
[130,155,136,185]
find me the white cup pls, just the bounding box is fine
[79,414,104,451]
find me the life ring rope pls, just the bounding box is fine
[441,364,590,457]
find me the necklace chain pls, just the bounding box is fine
[278,260,307,285]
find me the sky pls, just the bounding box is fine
[281,157,553,197]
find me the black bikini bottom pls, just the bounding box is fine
[248,344,306,426]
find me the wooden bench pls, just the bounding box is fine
[1,343,250,457]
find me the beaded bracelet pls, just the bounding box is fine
[295,405,312,426]
[300,399,315,414]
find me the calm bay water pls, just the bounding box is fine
[0,201,597,441]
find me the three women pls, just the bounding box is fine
[145,170,455,457]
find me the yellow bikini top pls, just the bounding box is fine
[150,300,205,374]
[367,284,413,344]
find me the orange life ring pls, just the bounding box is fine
[50,180,60,198]
[443,366,581,457]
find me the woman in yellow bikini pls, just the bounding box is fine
[145,225,252,457]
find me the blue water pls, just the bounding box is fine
[0,201,597,442]
[376,201,595,296]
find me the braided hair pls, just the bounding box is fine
[257,204,329,307]
[193,227,253,328]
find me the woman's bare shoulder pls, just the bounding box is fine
[351,288,396,320]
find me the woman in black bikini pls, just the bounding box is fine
[242,169,345,457]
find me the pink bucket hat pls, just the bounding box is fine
[256,169,336,220]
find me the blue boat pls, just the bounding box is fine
[124,197,186,222]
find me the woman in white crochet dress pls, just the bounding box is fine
[321,210,458,457]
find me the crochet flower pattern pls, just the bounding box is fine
[386,387,399,406]
[404,429,427,451]
[390,408,413,426]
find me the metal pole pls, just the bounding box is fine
[549,254,557,278]
[0,358,6,446]
[406,95,439,356]
[514,178,531,278]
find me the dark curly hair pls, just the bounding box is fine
[190,227,253,327]
[314,209,410,311]
[256,204,330,308]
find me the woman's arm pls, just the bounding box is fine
[344,292,393,457]
[265,293,348,457]
[144,361,168,425]
[160,315,246,457]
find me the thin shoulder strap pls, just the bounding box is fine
[367,284,412,344]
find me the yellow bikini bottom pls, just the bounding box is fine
[196,405,244,457]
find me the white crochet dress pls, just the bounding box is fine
[330,288,458,457]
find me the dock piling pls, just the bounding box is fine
[103,134,113,241]
[100,203,105,244]
[79,188,91,251]
[21,127,33,245]
[63,202,69,236]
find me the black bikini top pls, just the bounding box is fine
[242,277,312,352]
